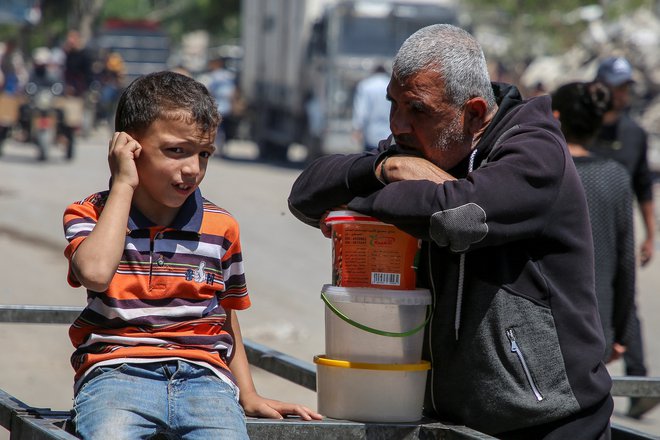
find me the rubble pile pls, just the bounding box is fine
[520,7,660,166]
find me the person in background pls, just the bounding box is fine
[352,64,391,152]
[289,24,612,439]
[590,56,659,420]
[552,80,635,365]
[0,39,28,95]
[63,30,93,97]
[201,56,237,155]
[63,71,321,439]
[0,39,28,153]
[529,80,548,97]
[96,51,125,127]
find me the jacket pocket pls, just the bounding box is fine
[429,288,580,434]
[506,327,543,401]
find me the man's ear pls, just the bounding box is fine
[463,97,488,136]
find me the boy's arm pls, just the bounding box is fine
[226,310,322,420]
[71,132,142,292]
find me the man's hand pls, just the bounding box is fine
[320,212,332,238]
[378,155,457,184]
[640,237,654,267]
[319,206,349,238]
[108,131,142,190]
[607,342,627,363]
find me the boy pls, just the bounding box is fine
[63,71,321,439]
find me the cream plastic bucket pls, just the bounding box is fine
[315,355,430,422]
[325,210,420,290]
[322,284,431,364]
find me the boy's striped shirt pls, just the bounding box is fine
[63,189,250,385]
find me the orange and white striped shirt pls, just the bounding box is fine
[63,189,250,387]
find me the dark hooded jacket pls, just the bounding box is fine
[288,83,612,437]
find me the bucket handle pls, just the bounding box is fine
[321,291,431,338]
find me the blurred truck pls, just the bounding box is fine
[240,0,462,160]
[94,19,171,84]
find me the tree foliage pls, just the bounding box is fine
[4,0,656,68]
[2,0,241,56]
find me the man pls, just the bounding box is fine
[63,30,92,97]
[591,56,658,420]
[352,64,391,151]
[200,56,237,154]
[289,24,612,438]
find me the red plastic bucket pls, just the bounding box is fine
[324,210,420,290]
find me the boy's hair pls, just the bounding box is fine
[115,71,221,136]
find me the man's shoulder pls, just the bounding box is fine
[483,96,563,158]
[619,112,646,133]
[584,155,632,182]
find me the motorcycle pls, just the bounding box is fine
[20,81,76,161]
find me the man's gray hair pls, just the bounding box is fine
[393,24,496,110]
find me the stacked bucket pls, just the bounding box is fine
[314,210,431,422]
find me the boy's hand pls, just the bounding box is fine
[240,391,323,421]
[109,131,142,190]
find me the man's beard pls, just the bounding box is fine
[433,111,465,152]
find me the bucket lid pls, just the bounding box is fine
[314,355,431,371]
[324,210,384,225]
[322,284,431,306]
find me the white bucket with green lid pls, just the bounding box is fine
[321,284,431,364]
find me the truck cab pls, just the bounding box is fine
[241,0,462,161]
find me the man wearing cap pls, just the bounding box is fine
[591,56,658,420]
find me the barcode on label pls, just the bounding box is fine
[371,272,401,286]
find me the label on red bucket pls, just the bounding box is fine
[325,210,419,290]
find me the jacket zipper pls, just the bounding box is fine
[427,244,438,413]
[506,328,544,401]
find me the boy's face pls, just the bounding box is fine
[132,116,216,225]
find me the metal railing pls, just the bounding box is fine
[1,304,658,439]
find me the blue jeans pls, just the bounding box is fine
[73,361,248,440]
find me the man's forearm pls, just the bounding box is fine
[640,200,656,241]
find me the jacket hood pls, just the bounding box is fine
[448,82,557,177]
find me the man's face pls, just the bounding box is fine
[610,82,632,112]
[387,70,471,170]
[132,116,216,225]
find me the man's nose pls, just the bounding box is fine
[389,111,411,136]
